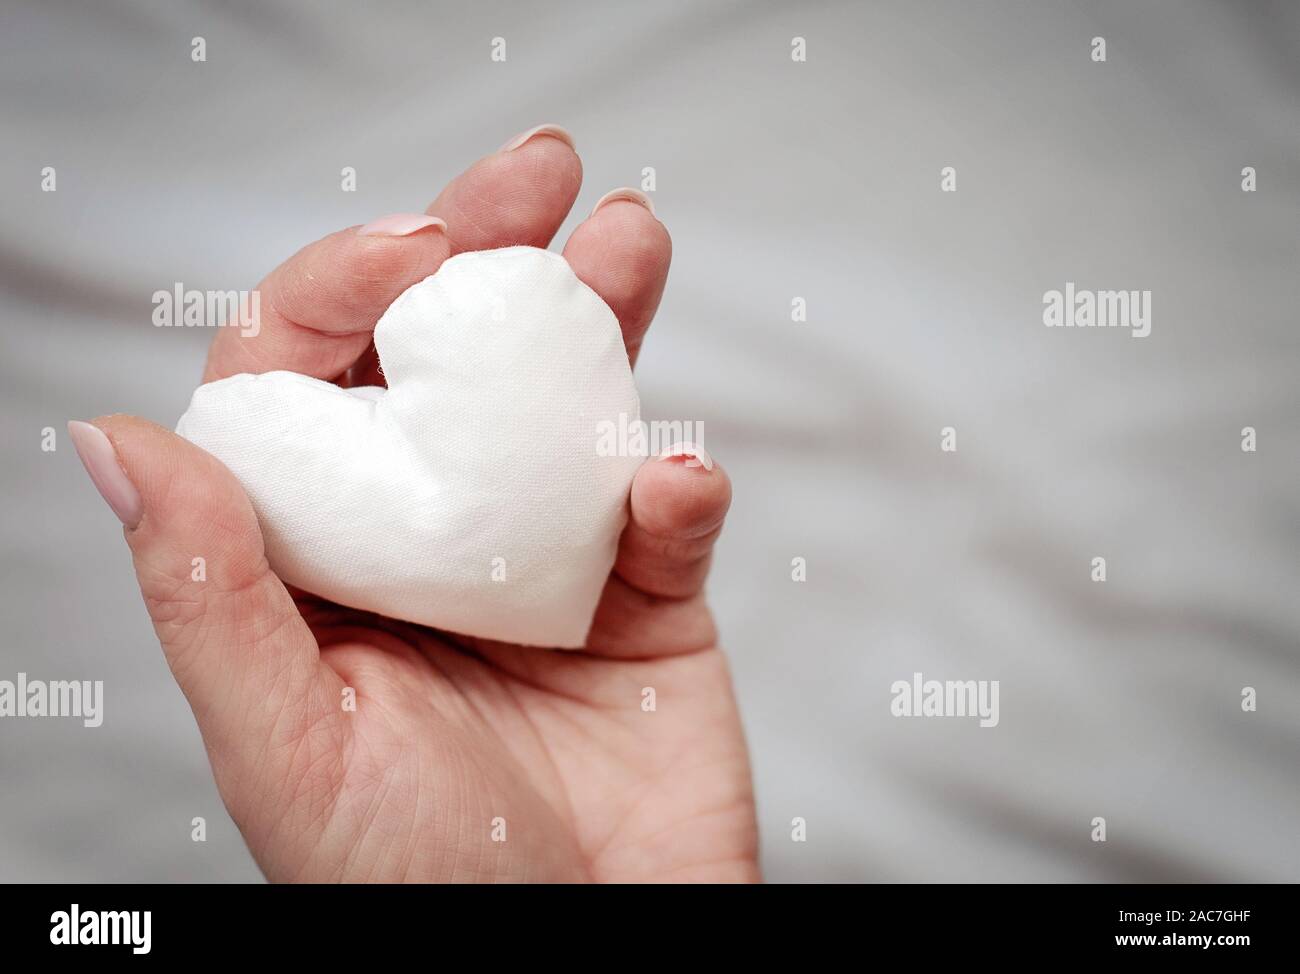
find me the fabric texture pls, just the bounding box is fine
[176,246,643,647]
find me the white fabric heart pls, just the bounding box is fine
[176,246,643,647]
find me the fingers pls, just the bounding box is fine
[205,126,584,385]
[616,445,729,599]
[343,126,584,388]
[67,416,342,766]
[583,446,730,657]
[562,188,671,367]
[204,217,452,383]
[426,125,583,254]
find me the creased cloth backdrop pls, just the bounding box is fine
[1,0,1297,882]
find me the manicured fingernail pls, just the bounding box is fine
[357,213,447,237]
[656,441,713,471]
[68,421,142,529]
[590,187,656,218]
[499,124,576,153]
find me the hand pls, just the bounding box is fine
[69,127,759,882]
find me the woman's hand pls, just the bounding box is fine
[68,127,759,882]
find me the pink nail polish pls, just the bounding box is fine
[656,441,713,471]
[68,421,143,528]
[357,213,447,237]
[499,124,576,153]
[590,187,656,219]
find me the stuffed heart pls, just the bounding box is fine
[176,246,643,648]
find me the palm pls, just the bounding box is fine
[249,591,756,883]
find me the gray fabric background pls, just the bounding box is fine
[1,0,1297,882]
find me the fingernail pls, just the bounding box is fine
[590,187,656,219]
[357,213,447,237]
[656,441,713,471]
[68,421,142,528]
[499,124,576,153]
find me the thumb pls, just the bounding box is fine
[67,415,341,785]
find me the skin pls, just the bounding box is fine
[89,132,760,882]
